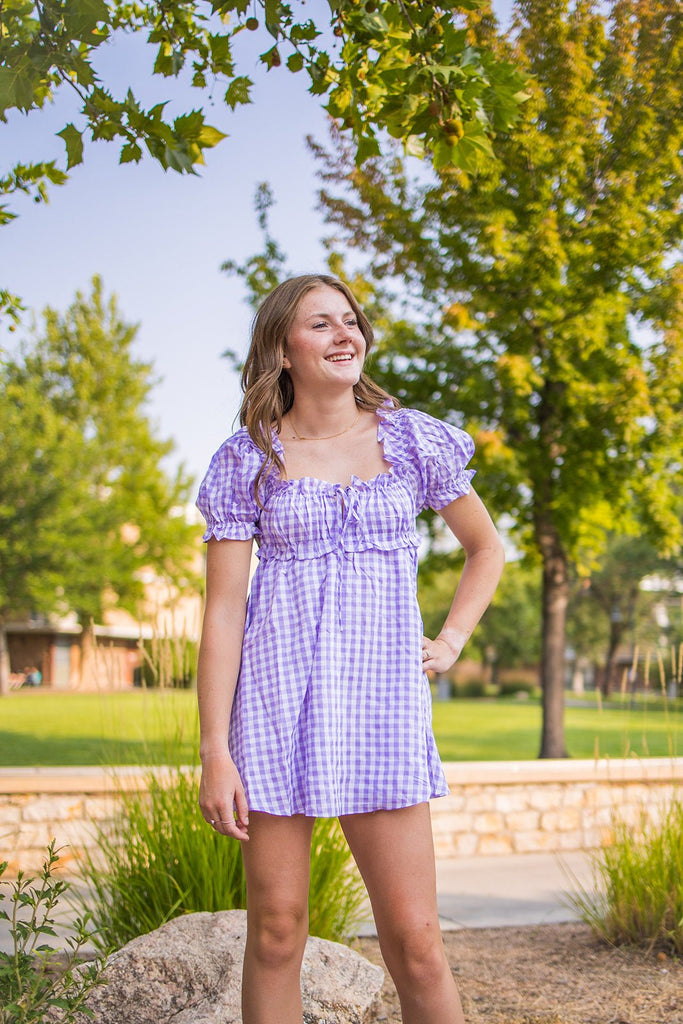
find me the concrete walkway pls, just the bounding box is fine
[0,849,597,954]
[435,848,594,930]
[358,848,595,935]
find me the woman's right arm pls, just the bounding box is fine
[197,536,254,841]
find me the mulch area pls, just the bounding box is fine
[355,922,682,1024]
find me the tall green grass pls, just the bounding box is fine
[73,763,367,949]
[566,799,683,955]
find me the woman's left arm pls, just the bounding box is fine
[421,487,505,674]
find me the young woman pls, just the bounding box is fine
[196,274,505,1024]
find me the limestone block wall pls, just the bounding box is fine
[1,759,681,875]
[431,759,682,858]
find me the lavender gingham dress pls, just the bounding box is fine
[197,404,475,817]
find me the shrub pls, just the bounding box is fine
[75,764,366,950]
[498,678,539,697]
[565,799,683,955]
[0,841,106,1024]
[452,677,489,698]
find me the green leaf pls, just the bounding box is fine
[224,75,252,110]
[209,33,232,69]
[264,0,283,39]
[0,60,37,114]
[354,131,381,165]
[119,142,142,164]
[63,0,109,40]
[153,41,173,76]
[57,124,84,169]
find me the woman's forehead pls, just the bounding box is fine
[295,285,353,318]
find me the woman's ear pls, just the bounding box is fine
[282,351,292,370]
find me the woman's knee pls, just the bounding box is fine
[382,922,449,989]
[246,903,309,970]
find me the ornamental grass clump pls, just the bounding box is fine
[75,763,366,951]
[566,798,683,955]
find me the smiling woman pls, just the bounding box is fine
[194,273,505,1024]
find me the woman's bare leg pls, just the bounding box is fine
[340,803,465,1024]
[240,812,316,1024]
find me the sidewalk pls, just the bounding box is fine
[0,849,596,953]
[436,848,593,930]
[358,849,594,936]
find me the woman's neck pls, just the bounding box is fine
[285,392,359,440]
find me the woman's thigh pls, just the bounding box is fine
[241,811,316,916]
[338,802,440,936]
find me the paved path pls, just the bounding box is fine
[358,849,595,935]
[1,850,596,952]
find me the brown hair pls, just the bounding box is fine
[239,274,398,502]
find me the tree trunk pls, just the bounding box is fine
[601,619,622,697]
[538,523,570,758]
[0,618,10,696]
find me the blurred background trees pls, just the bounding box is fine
[0,278,198,693]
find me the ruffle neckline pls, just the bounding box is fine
[266,402,402,494]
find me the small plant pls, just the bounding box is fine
[0,841,106,1024]
[75,763,366,950]
[566,799,683,955]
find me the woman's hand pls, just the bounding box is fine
[421,628,469,674]
[199,751,250,842]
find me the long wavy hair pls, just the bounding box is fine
[240,274,398,502]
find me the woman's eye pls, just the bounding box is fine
[313,321,327,329]
[345,318,358,327]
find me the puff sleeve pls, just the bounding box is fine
[403,409,476,511]
[196,434,261,542]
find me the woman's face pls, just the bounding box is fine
[283,285,366,394]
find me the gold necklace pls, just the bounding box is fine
[290,408,361,441]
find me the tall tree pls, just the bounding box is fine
[0,0,528,322]
[308,0,683,755]
[0,278,198,693]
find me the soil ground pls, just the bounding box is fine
[355,923,682,1024]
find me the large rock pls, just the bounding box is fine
[77,910,384,1024]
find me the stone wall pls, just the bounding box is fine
[432,758,682,857]
[1,759,681,875]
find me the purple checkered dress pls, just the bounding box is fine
[197,404,475,817]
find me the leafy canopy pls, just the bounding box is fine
[0,1,528,238]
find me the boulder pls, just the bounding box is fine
[77,910,385,1024]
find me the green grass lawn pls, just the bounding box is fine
[2,688,679,770]
[432,697,681,760]
[0,690,199,767]
[1,690,680,766]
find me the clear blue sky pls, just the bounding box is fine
[1,4,512,488]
